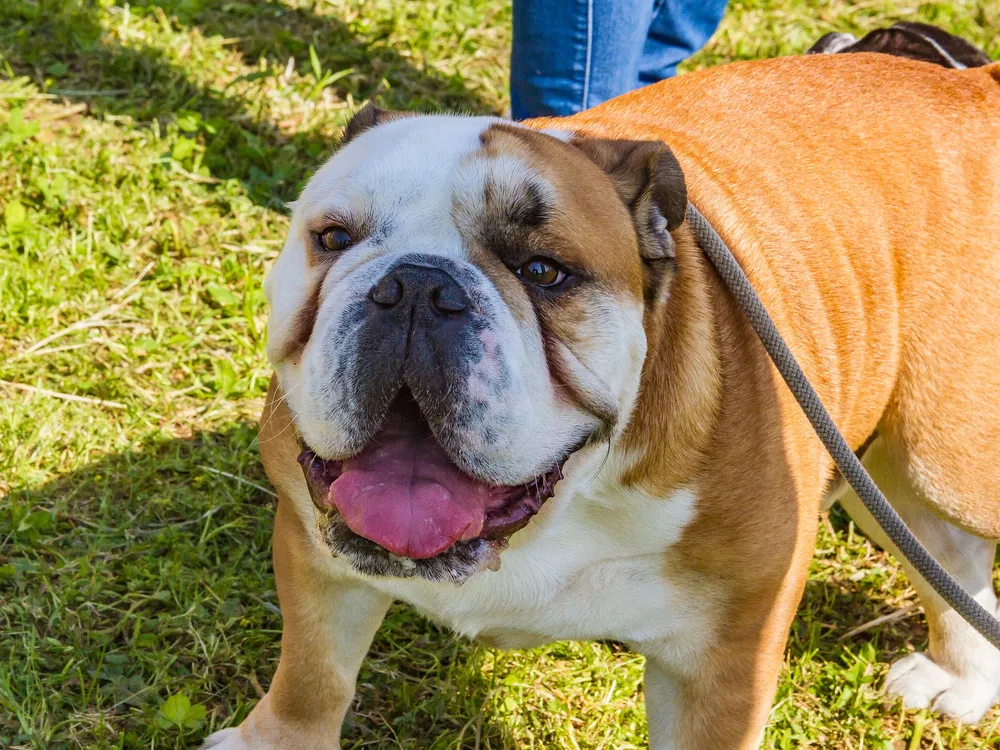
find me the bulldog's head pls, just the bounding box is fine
[264,105,687,583]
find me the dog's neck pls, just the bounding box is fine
[619,221,725,493]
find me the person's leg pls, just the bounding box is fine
[510,0,729,119]
[639,0,729,85]
[511,0,656,119]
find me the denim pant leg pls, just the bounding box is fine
[511,0,655,119]
[639,0,729,84]
[510,0,728,119]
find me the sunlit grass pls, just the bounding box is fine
[2,0,999,747]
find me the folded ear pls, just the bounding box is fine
[341,102,415,145]
[567,137,687,265]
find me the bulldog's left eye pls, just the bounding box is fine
[516,257,567,288]
[317,225,354,253]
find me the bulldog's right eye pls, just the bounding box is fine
[516,257,567,288]
[317,225,354,252]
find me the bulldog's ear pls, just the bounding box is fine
[568,137,687,263]
[341,102,414,145]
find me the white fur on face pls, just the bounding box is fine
[264,115,648,484]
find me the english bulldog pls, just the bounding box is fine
[204,25,1000,749]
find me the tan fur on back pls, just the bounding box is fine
[532,54,1000,533]
[526,54,1000,746]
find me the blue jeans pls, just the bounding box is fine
[511,0,729,119]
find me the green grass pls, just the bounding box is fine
[1,0,999,747]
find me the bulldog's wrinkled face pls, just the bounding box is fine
[264,106,686,582]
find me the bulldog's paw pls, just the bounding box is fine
[199,728,250,749]
[198,721,342,749]
[885,653,999,723]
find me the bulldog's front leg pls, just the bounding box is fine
[639,558,809,749]
[642,647,779,750]
[201,497,392,749]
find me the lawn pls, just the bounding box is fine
[1,0,999,748]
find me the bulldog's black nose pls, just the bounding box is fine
[368,263,469,317]
[354,258,481,424]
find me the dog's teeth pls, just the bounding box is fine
[483,543,503,572]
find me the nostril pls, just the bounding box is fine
[369,276,403,308]
[430,284,468,315]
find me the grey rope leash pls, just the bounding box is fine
[686,203,1000,650]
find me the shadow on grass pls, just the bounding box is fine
[1,423,947,749]
[0,425,516,749]
[0,0,500,208]
[793,503,928,670]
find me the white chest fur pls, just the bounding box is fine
[347,452,707,648]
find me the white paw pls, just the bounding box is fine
[199,728,250,749]
[885,653,999,723]
[885,653,954,708]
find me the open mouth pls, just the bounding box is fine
[297,390,566,583]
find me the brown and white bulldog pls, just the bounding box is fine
[204,26,1000,750]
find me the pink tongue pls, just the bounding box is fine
[327,412,497,559]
